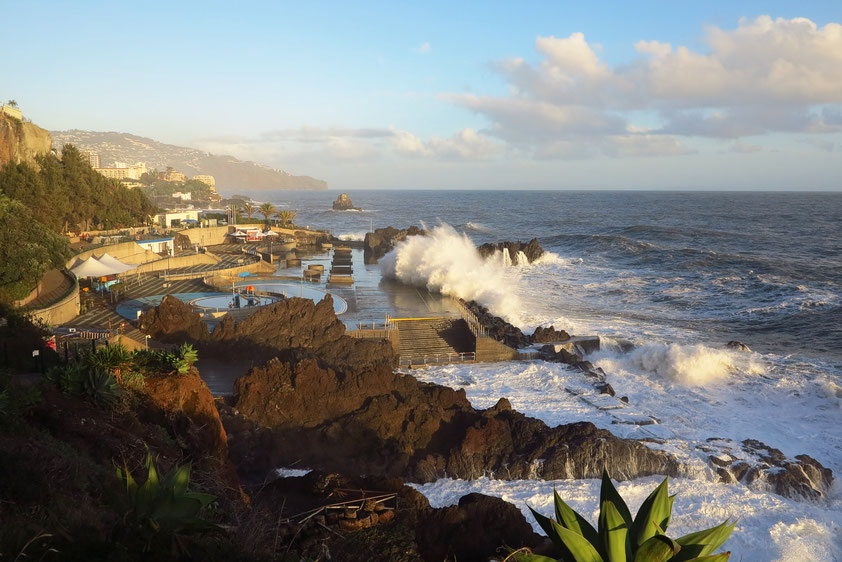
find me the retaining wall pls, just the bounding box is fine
[27,272,80,326]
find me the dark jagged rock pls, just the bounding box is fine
[331,192,360,211]
[364,225,425,264]
[726,340,751,352]
[477,239,545,264]
[138,294,209,342]
[416,493,544,562]
[532,325,570,343]
[701,438,833,500]
[462,299,530,348]
[227,355,680,485]
[139,294,394,370]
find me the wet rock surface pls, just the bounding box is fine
[477,238,545,264]
[364,225,425,264]
[701,437,833,500]
[532,325,571,343]
[462,300,531,348]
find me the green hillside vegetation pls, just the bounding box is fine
[0,144,155,301]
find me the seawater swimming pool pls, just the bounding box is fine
[116,285,347,320]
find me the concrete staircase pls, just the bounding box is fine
[396,318,474,365]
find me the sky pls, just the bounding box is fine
[2,0,841,190]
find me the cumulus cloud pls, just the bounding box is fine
[414,42,431,54]
[447,16,842,158]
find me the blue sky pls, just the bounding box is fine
[2,0,841,189]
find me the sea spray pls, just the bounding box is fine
[592,342,767,385]
[337,231,367,241]
[380,223,523,322]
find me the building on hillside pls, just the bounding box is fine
[160,169,187,183]
[192,174,215,188]
[94,161,147,181]
[154,210,199,228]
[172,191,192,201]
[136,238,174,255]
[81,151,100,168]
[1,105,23,120]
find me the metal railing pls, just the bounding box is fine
[398,351,476,367]
[451,298,489,338]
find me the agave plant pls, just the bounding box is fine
[117,452,218,550]
[86,344,133,379]
[80,369,123,408]
[519,470,734,562]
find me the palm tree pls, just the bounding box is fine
[258,202,277,223]
[240,202,256,219]
[278,210,296,227]
[7,100,18,108]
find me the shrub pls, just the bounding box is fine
[116,452,219,552]
[516,470,734,562]
[85,344,132,375]
[80,369,122,408]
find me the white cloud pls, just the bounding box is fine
[446,16,842,158]
[415,42,431,54]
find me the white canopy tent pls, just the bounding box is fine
[95,253,137,274]
[70,257,116,278]
[69,254,136,278]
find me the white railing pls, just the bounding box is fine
[398,351,476,367]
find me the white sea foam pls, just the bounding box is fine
[464,221,492,233]
[380,223,523,322]
[337,231,367,241]
[600,342,767,385]
[413,476,842,562]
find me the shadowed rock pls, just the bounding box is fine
[477,239,545,264]
[363,225,425,264]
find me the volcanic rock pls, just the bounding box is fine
[416,493,544,562]
[702,437,833,500]
[532,325,571,343]
[139,294,394,370]
[461,299,530,348]
[477,239,545,264]
[228,354,681,484]
[726,340,751,352]
[364,225,425,264]
[331,192,360,211]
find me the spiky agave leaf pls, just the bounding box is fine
[554,489,600,547]
[630,476,672,547]
[681,554,730,561]
[672,520,736,561]
[600,470,633,529]
[599,500,630,562]
[632,535,680,562]
[528,506,569,558]
[550,518,604,562]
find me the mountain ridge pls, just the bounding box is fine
[50,129,327,191]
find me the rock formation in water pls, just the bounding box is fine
[477,238,545,264]
[461,299,531,348]
[702,438,833,500]
[363,225,425,264]
[331,192,359,211]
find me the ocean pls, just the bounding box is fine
[242,189,842,561]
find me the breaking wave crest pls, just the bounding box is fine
[337,231,366,241]
[380,223,522,321]
[594,342,767,385]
